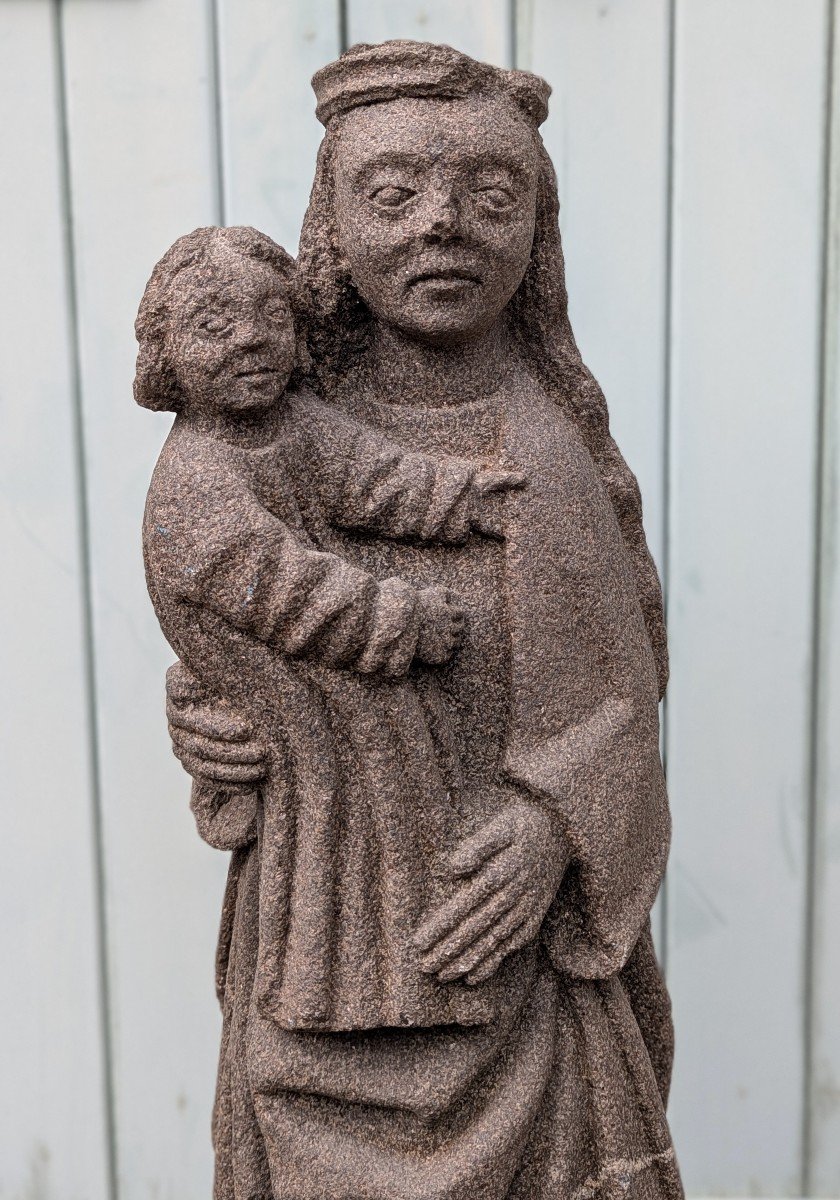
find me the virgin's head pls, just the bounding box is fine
[299,41,575,381]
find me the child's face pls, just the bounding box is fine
[165,249,296,416]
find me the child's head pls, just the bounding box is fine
[134,226,300,416]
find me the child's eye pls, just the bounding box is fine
[263,298,291,323]
[198,314,233,335]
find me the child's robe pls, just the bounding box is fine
[144,388,514,1031]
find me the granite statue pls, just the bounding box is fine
[136,39,682,1200]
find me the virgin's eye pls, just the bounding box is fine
[474,186,515,212]
[370,185,416,209]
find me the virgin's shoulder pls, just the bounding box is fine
[280,382,358,444]
[502,370,594,470]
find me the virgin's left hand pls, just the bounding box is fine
[413,800,571,986]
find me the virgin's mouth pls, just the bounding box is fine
[235,367,278,378]
[408,269,481,287]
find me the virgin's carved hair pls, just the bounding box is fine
[133,225,296,413]
[296,82,669,696]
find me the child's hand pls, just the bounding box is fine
[471,467,527,538]
[415,586,466,665]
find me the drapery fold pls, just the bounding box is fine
[500,383,670,978]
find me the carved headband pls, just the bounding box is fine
[312,40,550,129]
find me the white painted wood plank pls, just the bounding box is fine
[810,3,840,1191]
[60,1,226,1194]
[0,2,111,1196]
[347,0,511,68]
[518,0,671,574]
[665,2,828,1193]
[217,0,340,250]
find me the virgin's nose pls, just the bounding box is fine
[423,189,463,243]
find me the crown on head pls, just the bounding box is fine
[312,40,550,128]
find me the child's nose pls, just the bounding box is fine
[234,317,269,349]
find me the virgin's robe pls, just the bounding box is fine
[154,380,679,1200]
[500,383,670,979]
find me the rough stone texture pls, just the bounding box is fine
[136,39,682,1200]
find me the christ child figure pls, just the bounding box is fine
[136,225,526,1030]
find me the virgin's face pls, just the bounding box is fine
[333,96,539,346]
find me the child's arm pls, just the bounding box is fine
[287,391,524,544]
[146,442,462,679]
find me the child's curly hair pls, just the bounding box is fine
[133,225,301,413]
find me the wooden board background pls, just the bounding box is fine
[1,0,837,1195]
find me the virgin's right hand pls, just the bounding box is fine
[166,661,267,785]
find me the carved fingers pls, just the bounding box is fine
[462,915,540,985]
[447,812,514,875]
[174,752,266,786]
[169,720,267,784]
[415,586,466,665]
[414,800,570,986]
[416,879,525,978]
[166,695,256,744]
[470,468,527,539]
[170,728,266,785]
[438,901,535,983]
[166,658,267,784]
[472,468,527,496]
[413,813,524,976]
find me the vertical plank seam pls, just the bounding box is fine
[338,0,349,55]
[208,0,227,225]
[512,0,533,72]
[804,0,837,1192]
[659,0,678,980]
[52,1,118,1195]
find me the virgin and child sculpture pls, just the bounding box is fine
[135,39,682,1200]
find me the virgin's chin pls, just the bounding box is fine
[394,307,497,347]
